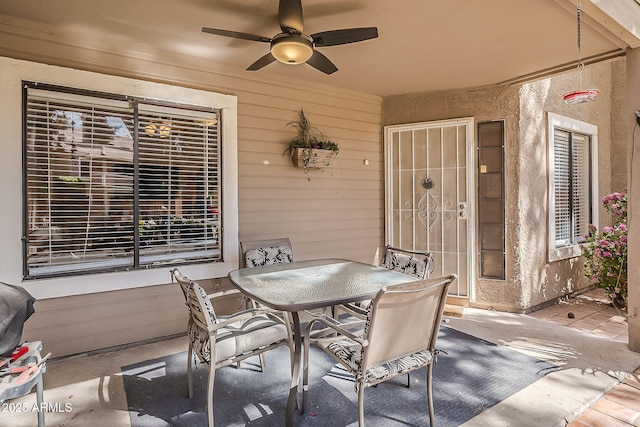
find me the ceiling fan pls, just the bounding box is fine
[201,0,378,74]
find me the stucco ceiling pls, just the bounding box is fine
[0,0,637,96]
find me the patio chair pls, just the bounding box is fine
[333,247,435,387]
[240,238,294,365]
[338,245,434,319]
[303,274,456,427]
[170,268,293,427]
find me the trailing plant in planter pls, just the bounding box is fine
[582,190,628,310]
[284,109,338,179]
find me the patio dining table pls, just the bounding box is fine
[228,257,415,426]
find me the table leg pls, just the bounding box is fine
[286,311,302,427]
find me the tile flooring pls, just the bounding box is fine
[529,288,636,426]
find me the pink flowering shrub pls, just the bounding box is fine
[582,191,627,308]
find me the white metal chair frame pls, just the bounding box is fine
[171,268,293,427]
[303,274,456,427]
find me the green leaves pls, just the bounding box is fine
[286,109,339,154]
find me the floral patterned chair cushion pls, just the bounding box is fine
[324,337,433,390]
[382,250,429,279]
[244,245,293,268]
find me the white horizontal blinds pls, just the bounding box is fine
[25,91,135,276]
[553,129,571,246]
[571,133,590,243]
[25,84,222,277]
[553,128,592,249]
[137,105,221,265]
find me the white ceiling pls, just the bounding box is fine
[0,0,637,96]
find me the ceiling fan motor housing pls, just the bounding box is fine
[270,33,314,64]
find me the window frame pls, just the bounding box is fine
[23,83,225,278]
[547,112,599,262]
[0,57,238,299]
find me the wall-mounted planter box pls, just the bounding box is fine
[291,148,335,168]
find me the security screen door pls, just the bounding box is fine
[384,118,475,298]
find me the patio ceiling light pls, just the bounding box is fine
[270,33,314,65]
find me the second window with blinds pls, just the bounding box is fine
[547,112,599,262]
[24,83,222,278]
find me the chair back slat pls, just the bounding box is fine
[361,275,455,371]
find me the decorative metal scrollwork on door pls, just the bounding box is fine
[401,176,455,232]
[416,190,439,231]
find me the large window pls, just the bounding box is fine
[24,83,222,278]
[548,113,598,262]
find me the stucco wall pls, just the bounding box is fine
[383,59,624,312]
[517,62,618,309]
[383,85,523,311]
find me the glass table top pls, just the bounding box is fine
[228,258,415,312]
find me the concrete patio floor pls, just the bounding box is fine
[2,289,639,427]
[456,289,639,427]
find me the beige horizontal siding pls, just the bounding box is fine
[3,17,383,356]
[21,278,241,357]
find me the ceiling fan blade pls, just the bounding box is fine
[306,50,338,74]
[246,52,277,71]
[279,0,304,33]
[311,27,378,47]
[202,27,271,43]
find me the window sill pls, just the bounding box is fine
[548,244,583,262]
[20,260,238,299]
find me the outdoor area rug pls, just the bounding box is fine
[122,326,557,426]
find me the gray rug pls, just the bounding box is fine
[122,326,557,426]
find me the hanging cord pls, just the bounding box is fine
[577,3,582,69]
[576,2,584,89]
[563,1,599,103]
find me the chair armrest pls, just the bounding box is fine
[339,302,369,318]
[207,289,241,300]
[304,314,368,346]
[208,307,285,332]
[209,289,289,326]
[264,310,290,326]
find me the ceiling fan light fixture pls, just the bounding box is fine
[270,33,313,65]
